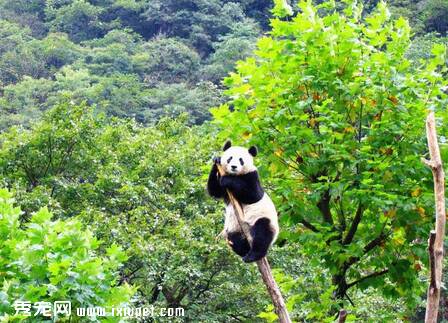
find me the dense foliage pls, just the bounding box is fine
[0,102,292,320]
[0,189,133,321]
[213,0,448,320]
[0,0,269,129]
[0,0,447,322]
[0,0,446,130]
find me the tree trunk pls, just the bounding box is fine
[332,272,348,300]
[216,165,292,323]
[338,309,347,323]
[422,112,446,323]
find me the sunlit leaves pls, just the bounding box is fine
[213,0,448,320]
[0,189,134,320]
[272,0,293,18]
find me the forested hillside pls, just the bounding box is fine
[0,0,446,129]
[0,0,272,129]
[0,0,447,322]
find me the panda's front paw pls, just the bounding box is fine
[212,156,221,165]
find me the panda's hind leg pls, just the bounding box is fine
[227,231,250,257]
[243,218,274,263]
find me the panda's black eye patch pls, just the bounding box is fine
[239,158,244,166]
[227,157,233,163]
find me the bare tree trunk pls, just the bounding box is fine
[422,112,446,323]
[217,165,292,323]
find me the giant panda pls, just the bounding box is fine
[207,140,279,263]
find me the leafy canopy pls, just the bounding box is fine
[212,0,448,319]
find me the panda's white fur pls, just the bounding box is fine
[223,193,279,243]
[219,145,279,246]
[221,146,257,176]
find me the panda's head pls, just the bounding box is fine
[220,140,257,176]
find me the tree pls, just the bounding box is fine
[0,38,49,85]
[132,37,200,85]
[0,20,32,56]
[45,0,105,42]
[201,20,260,84]
[0,102,282,320]
[0,0,271,129]
[39,32,82,70]
[143,82,222,124]
[423,0,448,36]
[0,100,425,321]
[237,0,273,30]
[406,33,448,63]
[0,189,134,321]
[212,0,448,319]
[0,76,54,129]
[0,0,47,37]
[140,0,246,56]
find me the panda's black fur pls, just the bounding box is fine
[208,166,264,204]
[207,140,279,263]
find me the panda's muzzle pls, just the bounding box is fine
[231,165,238,171]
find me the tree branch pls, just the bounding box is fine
[22,164,38,188]
[194,267,221,300]
[55,140,77,175]
[299,218,319,232]
[345,232,386,267]
[119,264,142,284]
[343,203,363,245]
[317,189,333,225]
[282,206,319,232]
[42,134,53,177]
[149,272,165,303]
[347,268,389,289]
[336,195,346,233]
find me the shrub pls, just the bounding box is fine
[0,189,134,321]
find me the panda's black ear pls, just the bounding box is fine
[223,140,232,151]
[248,146,257,157]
